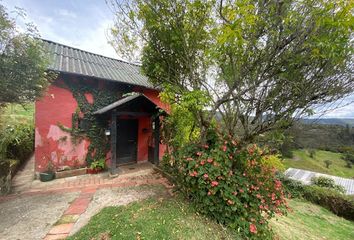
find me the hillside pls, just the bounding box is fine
[283,149,354,178]
[301,118,354,127]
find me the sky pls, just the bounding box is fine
[2,0,354,118]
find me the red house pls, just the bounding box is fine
[35,40,167,175]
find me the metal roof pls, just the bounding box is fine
[41,39,153,88]
[285,168,354,195]
[93,93,159,114]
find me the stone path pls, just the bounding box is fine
[11,155,35,193]
[0,164,174,240]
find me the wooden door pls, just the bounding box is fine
[116,119,138,165]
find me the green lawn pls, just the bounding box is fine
[284,149,354,178]
[68,197,240,240]
[68,195,354,240]
[271,199,354,240]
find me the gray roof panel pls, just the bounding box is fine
[41,39,153,89]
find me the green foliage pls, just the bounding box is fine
[308,149,316,158]
[0,4,54,107]
[311,176,345,194]
[276,172,305,199]
[0,123,34,162]
[59,78,120,165]
[324,159,332,169]
[278,173,354,221]
[163,134,288,239]
[261,154,285,171]
[0,122,34,194]
[283,122,354,153]
[89,159,106,170]
[284,149,354,178]
[110,0,354,143]
[160,87,211,148]
[302,185,354,221]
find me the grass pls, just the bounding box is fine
[68,196,240,240]
[271,199,354,240]
[283,149,354,178]
[69,195,354,240]
[0,103,34,125]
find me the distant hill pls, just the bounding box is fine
[301,118,354,127]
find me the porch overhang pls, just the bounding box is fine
[93,93,164,115]
[94,93,165,176]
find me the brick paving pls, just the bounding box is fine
[1,163,174,239]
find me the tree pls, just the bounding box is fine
[0,4,50,107]
[109,0,354,144]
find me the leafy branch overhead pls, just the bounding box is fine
[109,0,354,143]
[0,4,54,107]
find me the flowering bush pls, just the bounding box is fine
[163,135,288,239]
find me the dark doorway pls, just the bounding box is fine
[116,119,138,165]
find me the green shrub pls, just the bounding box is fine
[308,149,316,158]
[278,174,354,221]
[261,154,285,171]
[0,122,34,194]
[302,185,354,221]
[163,136,288,239]
[0,123,34,162]
[311,176,345,194]
[276,173,305,198]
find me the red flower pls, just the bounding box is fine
[203,173,209,179]
[207,191,212,196]
[239,189,244,193]
[222,145,227,152]
[211,181,219,187]
[203,144,209,149]
[207,158,213,163]
[227,199,234,205]
[200,160,205,165]
[186,157,193,161]
[232,191,237,196]
[189,171,198,177]
[250,224,257,234]
[196,152,202,156]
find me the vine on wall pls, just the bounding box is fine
[58,77,123,166]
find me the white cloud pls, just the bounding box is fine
[56,9,77,19]
[71,19,119,59]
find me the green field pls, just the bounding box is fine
[270,199,354,240]
[284,149,354,178]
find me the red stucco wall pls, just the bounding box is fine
[35,76,167,172]
[35,78,90,172]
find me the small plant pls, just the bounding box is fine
[89,159,105,170]
[308,149,316,158]
[311,176,345,194]
[345,160,352,169]
[324,160,332,169]
[39,159,55,182]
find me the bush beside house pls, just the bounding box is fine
[162,134,288,239]
[0,123,34,194]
